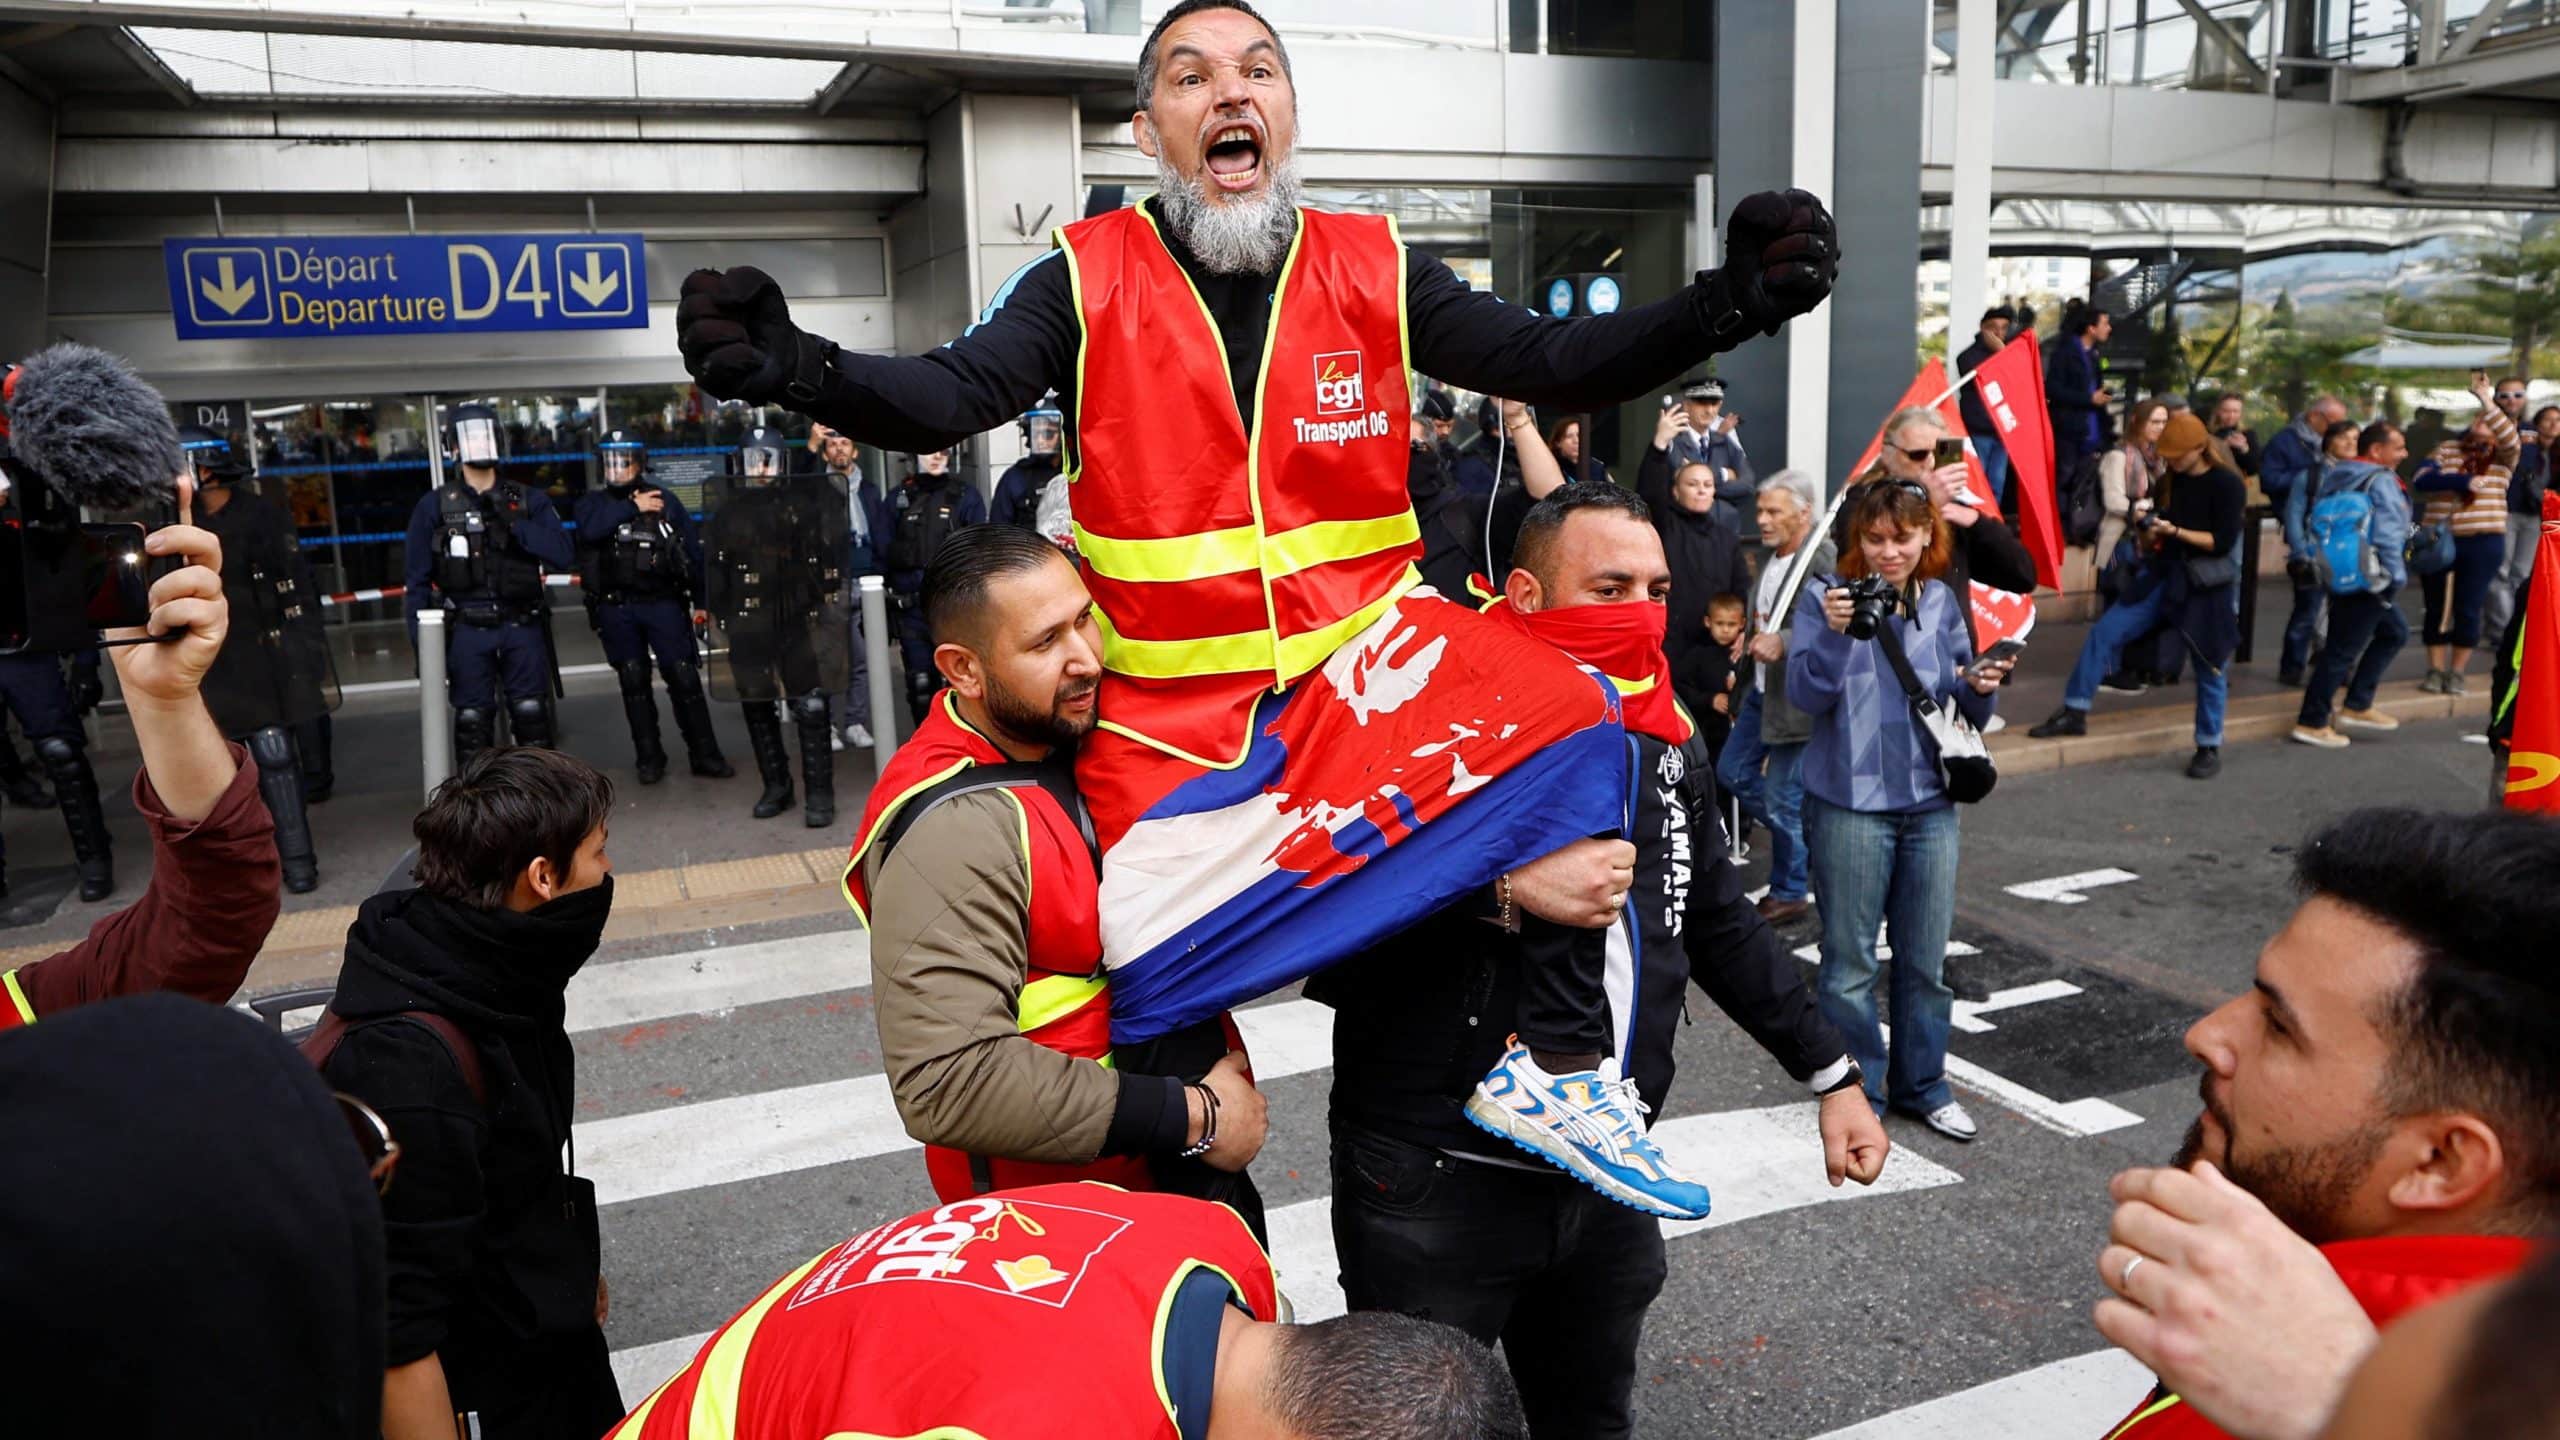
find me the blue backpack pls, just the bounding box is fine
[2306,475,2386,596]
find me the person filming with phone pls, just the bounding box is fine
[1789,480,2009,1143]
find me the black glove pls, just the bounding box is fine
[1700,189,1841,341]
[67,663,103,717]
[675,266,831,405]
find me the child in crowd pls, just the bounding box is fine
[1676,593,1749,759]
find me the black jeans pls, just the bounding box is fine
[2299,588,2408,729]
[1517,914,1610,1058]
[1330,1120,1668,1440]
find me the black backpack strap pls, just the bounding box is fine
[874,751,1098,872]
[305,1010,490,1110]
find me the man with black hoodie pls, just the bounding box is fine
[319,746,624,1440]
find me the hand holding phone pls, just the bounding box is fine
[1966,637,2026,678]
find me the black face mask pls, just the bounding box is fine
[528,873,615,945]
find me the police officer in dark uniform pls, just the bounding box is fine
[404,403,575,765]
[0,513,115,904]
[989,398,1063,531]
[1407,390,1485,597]
[183,425,334,893]
[0,729,54,811]
[883,447,985,723]
[573,429,733,785]
[703,427,849,826]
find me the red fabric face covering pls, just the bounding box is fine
[1490,598,1693,745]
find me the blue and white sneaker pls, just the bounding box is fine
[1463,1038,1713,1221]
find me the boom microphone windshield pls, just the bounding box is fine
[1,343,184,512]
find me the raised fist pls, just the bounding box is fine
[1705,189,1840,339]
[675,266,822,404]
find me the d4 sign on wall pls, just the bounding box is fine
[162,233,650,341]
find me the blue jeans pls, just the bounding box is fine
[2281,578,2326,677]
[2063,584,2230,747]
[2298,588,2407,729]
[1716,688,1808,901]
[1803,796,1959,1114]
[1973,432,2010,508]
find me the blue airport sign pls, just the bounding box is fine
[162,233,649,341]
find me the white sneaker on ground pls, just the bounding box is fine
[2337,708,2400,732]
[1983,712,2008,735]
[844,723,875,749]
[1921,1101,1978,1142]
[2290,725,2350,749]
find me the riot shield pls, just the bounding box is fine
[198,488,340,737]
[699,473,851,704]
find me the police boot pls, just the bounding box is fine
[0,734,54,810]
[664,664,734,779]
[744,703,794,819]
[614,661,668,784]
[509,695,554,749]
[36,737,113,903]
[453,708,494,770]
[296,713,335,803]
[247,726,319,895]
[906,669,940,727]
[791,694,836,829]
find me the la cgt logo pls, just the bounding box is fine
[2507,749,2560,803]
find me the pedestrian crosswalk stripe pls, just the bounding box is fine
[605,1099,1964,1399]
[577,997,1339,1207]
[566,935,869,1034]
[1808,1346,2154,1439]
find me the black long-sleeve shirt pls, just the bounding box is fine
[804,199,1747,453]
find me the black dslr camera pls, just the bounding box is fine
[1841,575,1899,641]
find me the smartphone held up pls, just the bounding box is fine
[0,344,188,654]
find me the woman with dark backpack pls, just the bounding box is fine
[313,747,625,1440]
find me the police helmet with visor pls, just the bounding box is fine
[736,426,787,483]
[1020,398,1064,459]
[177,424,248,487]
[447,403,504,469]
[597,427,648,488]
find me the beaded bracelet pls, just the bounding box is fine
[1177,1081,1220,1159]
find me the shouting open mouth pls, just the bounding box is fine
[1202,118,1265,193]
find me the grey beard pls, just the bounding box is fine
[1154,150,1303,276]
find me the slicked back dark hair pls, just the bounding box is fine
[1136,0,1291,112]
[2297,807,2560,1224]
[2359,419,2404,455]
[923,524,1072,648]
[1510,479,1651,590]
[1264,1311,1527,1440]
[412,747,614,910]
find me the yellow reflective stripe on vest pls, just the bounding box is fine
[1262,510,1422,580]
[1019,971,1109,1035]
[1274,565,1423,680]
[2104,1394,2183,1440]
[2,968,34,1027]
[1075,523,1261,584]
[1091,606,1274,679]
[1605,671,1656,697]
[685,1252,825,1440]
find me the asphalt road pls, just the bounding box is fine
[278,709,2502,1438]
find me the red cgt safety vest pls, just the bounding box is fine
[843,692,1150,1200]
[608,1184,1280,1440]
[1055,204,1422,767]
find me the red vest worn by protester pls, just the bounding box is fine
[1055,203,1422,767]
[2100,1233,2535,1439]
[843,693,1150,1200]
[608,1183,1280,1440]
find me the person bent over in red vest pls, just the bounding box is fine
[847,527,1272,1230]
[608,1183,1528,1440]
[2077,806,2560,1440]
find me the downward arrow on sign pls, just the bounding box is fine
[569,253,621,308]
[200,257,259,315]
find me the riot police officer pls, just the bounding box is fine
[989,398,1063,531]
[574,429,733,785]
[702,427,849,827]
[184,425,335,894]
[403,403,575,765]
[883,447,984,723]
[0,499,115,903]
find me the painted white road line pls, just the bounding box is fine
[1944,1054,2144,1138]
[566,935,870,1035]
[1811,1346,2154,1439]
[1793,938,1980,965]
[579,998,1338,1207]
[1950,979,2085,1035]
[2002,868,2140,905]
[608,1100,1965,1398]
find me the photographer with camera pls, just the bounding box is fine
[2028,414,2246,779]
[1788,479,2010,1143]
[0,475,283,1029]
[404,403,574,768]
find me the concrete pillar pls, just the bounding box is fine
[1786,0,1837,486]
[1710,0,1800,481]
[1948,0,1996,370]
[0,72,54,361]
[889,93,1081,498]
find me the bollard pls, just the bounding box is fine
[417,607,451,799]
[860,575,897,769]
[2235,507,2266,664]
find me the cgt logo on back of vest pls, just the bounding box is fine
[1313,350,1365,414]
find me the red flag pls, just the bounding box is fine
[1846,360,1956,482]
[1972,333,2064,591]
[2505,495,2560,811]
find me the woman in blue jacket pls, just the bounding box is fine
[1789,480,2010,1143]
